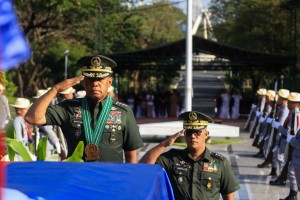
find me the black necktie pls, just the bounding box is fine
[93,102,100,129]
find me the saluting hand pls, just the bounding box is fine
[53,76,84,93]
[161,129,185,147]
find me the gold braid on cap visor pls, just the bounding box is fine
[81,56,113,77]
[183,120,208,130]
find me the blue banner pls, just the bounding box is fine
[5,162,175,200]
[0,0,31,71]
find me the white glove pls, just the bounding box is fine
[55,142,61,154]
[287,134,295,142]
[251,104,257,109]
[272,121,280,129]
[259,117,265,123]
[256,111,261,117]
[266,117,273,124]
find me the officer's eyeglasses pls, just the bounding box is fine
[184,129,205,137]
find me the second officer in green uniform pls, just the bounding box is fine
[26,55,143,163]
[140,111,240,200]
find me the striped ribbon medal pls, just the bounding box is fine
[81,95,112,161]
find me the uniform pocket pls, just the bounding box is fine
[201,172,220,191]
[173,165,190,186]
[70,117,83,138]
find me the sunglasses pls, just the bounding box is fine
[184,129,205,137]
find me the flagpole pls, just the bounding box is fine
[184,0,193,111]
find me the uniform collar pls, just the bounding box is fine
[185,147,211,162]
[87,96,107,107]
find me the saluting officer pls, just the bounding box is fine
[139,111,240,200]
[25,55,144,163]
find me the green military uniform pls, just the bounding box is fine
[156,148,240,200]
[153,111,240,200]
[45,97,143,162]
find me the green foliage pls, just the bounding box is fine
[37,136,48,161]
[63,141,84,162]
[10,0,186,98]
[209,0,300,92]
[44,38,92,82]
[5,120,16,160]
[2,72,18,101]
[210,0,289,55]
[4,138,32,161]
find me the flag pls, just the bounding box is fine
[0,0,31,71]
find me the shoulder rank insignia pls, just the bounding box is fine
[210,152,224,160]
[116,102,128,107]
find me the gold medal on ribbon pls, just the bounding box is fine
[85,144,99,161]
[207,182,212,189]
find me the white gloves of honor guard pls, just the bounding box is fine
[251,104,257,110]
[54,142,61,154]
[287,134,295,142]
[266,118,273,124]
[259,117,265,123]
[256,111,261,117]
[272,121,280,129]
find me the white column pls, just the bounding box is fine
[184,0,193,111]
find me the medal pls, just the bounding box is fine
[207,182,212,189]
[85,144,99,161]
[81,96,113,162]
[178,177,183,183]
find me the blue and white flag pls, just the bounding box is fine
[0,0,31,71]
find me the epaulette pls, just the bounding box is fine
[210,152,224,160]
[113,101,130,111]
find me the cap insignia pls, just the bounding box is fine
[91,57,101,69]
[189,112,197,121]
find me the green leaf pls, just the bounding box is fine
[5,120,16,139]
[5,120,16,160]
[4,138,32,161]
[64,141,84,162]
[37,136,48,161]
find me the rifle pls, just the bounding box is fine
[250,116,258,138]
[252,99,270,147]
[250,97,266,138]
[258,98,278,149]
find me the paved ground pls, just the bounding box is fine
[137,118,292,200]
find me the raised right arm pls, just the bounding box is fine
[139,130,184,164]
[25,76,84,125]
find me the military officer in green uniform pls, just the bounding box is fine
[25,55,144,163]
[139,111,240,200]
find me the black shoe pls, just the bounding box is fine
[280,190,298,200]
[257,162,270,168]
[269,179,286,186]
[269,171,277,176]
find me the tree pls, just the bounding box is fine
[8,0,186,98]
[209,0,300,91]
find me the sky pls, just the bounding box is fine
[143,0,212,14]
